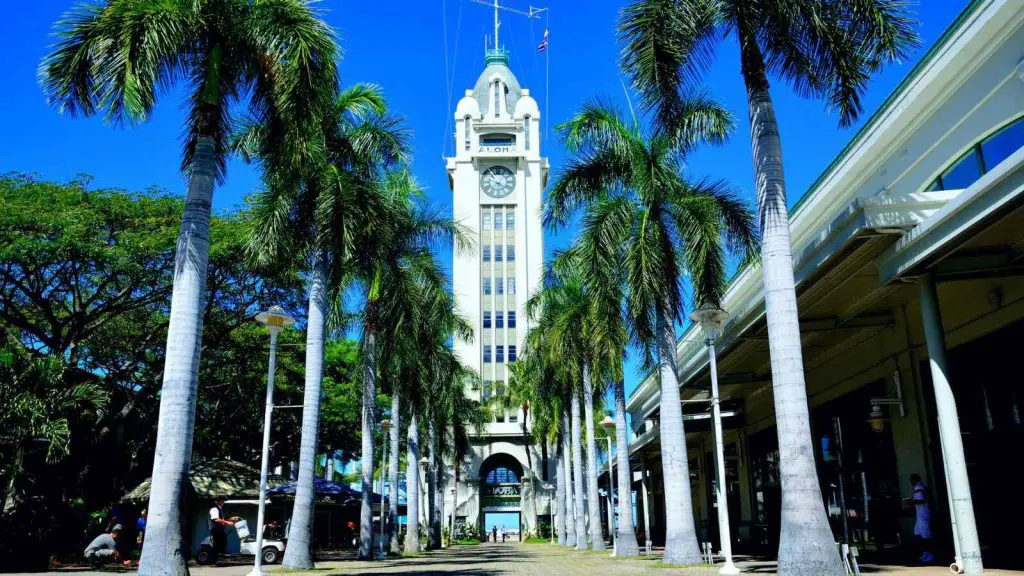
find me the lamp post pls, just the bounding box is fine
[250,306,294,576]
[378,418,391,559]
[689,304,738,575]
[419,457,430,531]
[541,483,555,544]
[598,414,617,556]
[450,484,457,547]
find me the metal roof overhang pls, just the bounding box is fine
[629,191,952,425]
[878,148,1024,283]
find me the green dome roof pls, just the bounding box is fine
[473,49,521,118]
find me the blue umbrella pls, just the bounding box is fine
[267,478,381,503]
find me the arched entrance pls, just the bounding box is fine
[479,453,524,540]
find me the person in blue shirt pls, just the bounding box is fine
[135,509,147,549]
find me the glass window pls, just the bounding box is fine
[496,277,504,295]
[483,277,491,295]
[524,116,531,151]
[494,245,503,261]
[482,246,491,262]
[508,311,516,328]
[508,345,517,362]
[496,345,505,363]
[494,80,501,117]
[506,245,515,261]
[494,212,503,229]
[495,312,504,328]
[506,212,515,230]
[482,212,491,230]
[483,345,492,363]
[464,116,472,151]
[483,311,491,328]
[507,277,516,295]
[483,379,492,401]
[940,148,982,191]
[980,116,1024,172]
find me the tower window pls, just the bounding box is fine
[483,277,492,295]
[495,311,504,328]
[483,345,492,363]
[482,246,491,262]
[464,115,472,151]
[494,212,503,229]
[506,212,515,230]
[507,278,516,295]
[494,245,503,261]
[482,212,491,230]
[496,345,505,363]
[524,116,531,150]
[494,80,501,118]
[508,345,517,362]
[496,277,504,295]
[508,311,516,328]
[483,311,492,328]
[506,245,515,261]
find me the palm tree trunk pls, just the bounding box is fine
[405,413,421,553]
[281,255,330,570]
[388,393,401,555]
[555,436,568,546]
[358,329,378,560]
[138,135,216,576]
[655,306,702,566]
[582,362,606,551]
[427,422,441,549]
[570,394,588,550]
[562,413,576,547]
[614,378,640,556]
[739,20,844,576]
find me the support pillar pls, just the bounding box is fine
[919,274,983,575]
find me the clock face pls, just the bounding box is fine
[481,166,515,198]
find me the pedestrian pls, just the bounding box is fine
[903,473,933,563]
[136,509,147,550]
[501,525,506,543]
[84,524,121,567]
[208,497,237,563]
[491,525,497,543]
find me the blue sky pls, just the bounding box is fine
[1,1,970,404]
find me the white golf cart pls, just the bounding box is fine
[195,519,286,566]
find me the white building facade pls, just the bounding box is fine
[444,48,554,538]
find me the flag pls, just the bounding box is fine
[537,28,548,52]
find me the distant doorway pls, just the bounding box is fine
[484,512,521,541]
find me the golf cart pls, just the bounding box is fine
[195,519,285,566]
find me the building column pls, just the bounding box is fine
[640,454,652,550]
[919,274,983,574]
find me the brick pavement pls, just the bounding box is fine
[18,543,1024,575]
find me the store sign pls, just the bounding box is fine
[479,146,512,154]
[485,484,520,497]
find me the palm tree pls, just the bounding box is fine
[352,171,471,557]
[547,100,757,564]
[618,2,916,572]
[40,3,337,571]
[241,85,409,568]
[566,236,641,556]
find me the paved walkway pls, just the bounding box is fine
[23,543,1024,575]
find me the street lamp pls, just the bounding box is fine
[378,418,391,559]
[599,414,617,557]
[689,304,739,575]
[419,457,430,530]
[250,306,294,576]
[541,483,555,544]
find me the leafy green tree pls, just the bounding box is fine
[547,100,757,564]
[40,2,338,570]
[618,2,917,572]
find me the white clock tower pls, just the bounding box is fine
[445,43,552,537]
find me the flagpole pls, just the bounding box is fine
[545,10,550,141]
